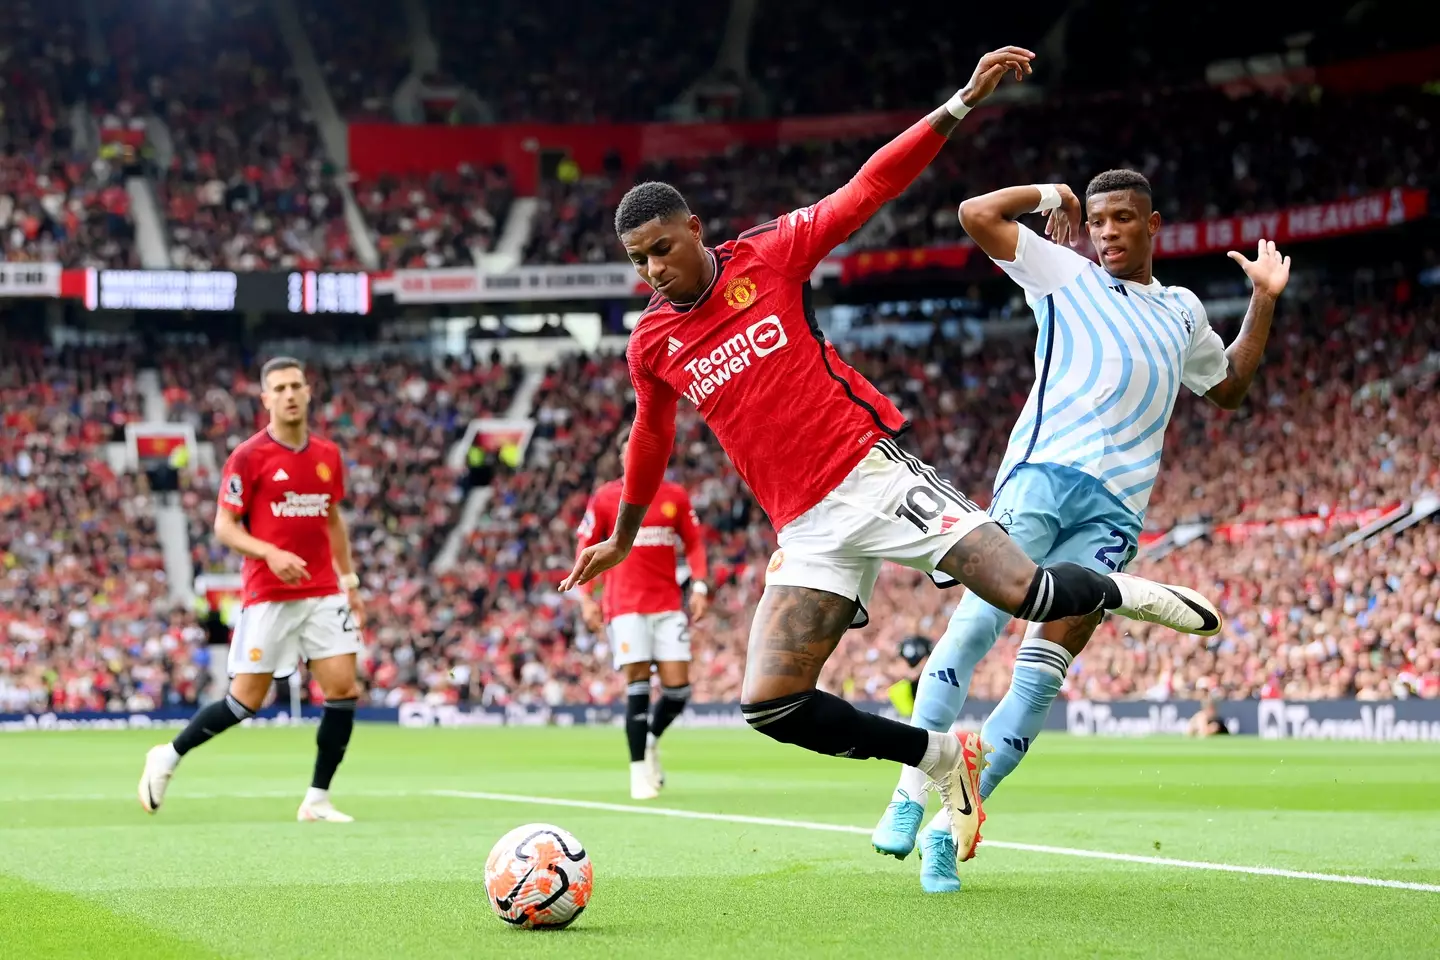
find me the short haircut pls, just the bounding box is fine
[260,356,305,386]
[614,181,689,236]
[1085,169,1153,203]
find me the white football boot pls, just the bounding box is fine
[926,731,988,862]
[1109,573,1223,636]
[629,761,659,800]
[297,793,354,822]
[138,744,179,814]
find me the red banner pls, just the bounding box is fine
[1213,504,1399,543]
[835,188,1429,285]
[839,244,979,284]
[349,111,924,193]
[1152,188,1428,258]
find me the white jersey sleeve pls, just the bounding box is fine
[1175,290,1229,395]
[992,223,1091,304]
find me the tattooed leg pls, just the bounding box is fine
[740,586,854,704]
[935,521,1123,622]
[739,586,938,766]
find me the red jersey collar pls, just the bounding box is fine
[265,426,310,453]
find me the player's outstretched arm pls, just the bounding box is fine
[760,47,1033,277]
[1206,239,1291,410]
[958,183,1082,263]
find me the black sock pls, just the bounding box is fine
[625,681,650,762]
[312,698,356,790]
[741,689,928,765]
[173,694,254,756]
[1016,562,1123,621]
[649,684,690,740]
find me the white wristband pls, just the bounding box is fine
[340,573,360,590]
[1032,184,1062,214]
[691,581,710,597]
[943,91,973,120]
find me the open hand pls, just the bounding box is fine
[1227,239,1291,299]
[960,46,1036,107]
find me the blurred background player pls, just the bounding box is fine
[576,433,711,800]
[1186,698,1232,737]
[872,171,1290,891]
[563,48,1226,866]
[137,358,366,823]
[886,635,934,719]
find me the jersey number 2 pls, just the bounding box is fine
[337,607,357,634]
[1094,529,1137,572]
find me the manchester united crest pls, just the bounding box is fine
[661,501,678,518]
[316,462,332,482]
[767,550,785,574]
[724,276,757,309]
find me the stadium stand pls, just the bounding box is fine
[1,3,1437,717]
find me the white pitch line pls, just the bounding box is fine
[430,789,1440,895]
[9,786,1438,894]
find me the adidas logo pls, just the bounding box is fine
[928,667,960,687]
[666,336,684,356]
[1003,736,1031,754]
[272,468,289,481]
[940,515,960,533]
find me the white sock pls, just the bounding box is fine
[915,731,960,778]
[646,732,657,750]
[892,765,930,805]
[629,760,648,777]
[927,807,953,836]
[304,787,329,806]
[159,742,181,770]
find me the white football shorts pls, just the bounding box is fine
[608,610,691,668]
[764,438,995,628]
[227,592,362,677]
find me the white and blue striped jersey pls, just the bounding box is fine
[992,225,1229,519]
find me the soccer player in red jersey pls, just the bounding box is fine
[562,47,1222,862]
[576,433,710,799]
[138,357,365,823]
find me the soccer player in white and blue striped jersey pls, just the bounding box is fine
[872,169,1292,891]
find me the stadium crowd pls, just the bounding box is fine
[3,1,1438,716]
[3,280,1437,714]
[524,85,1436,265]
[303,290,1440,710]
[0,342,210,714]
[4,0,1433,272]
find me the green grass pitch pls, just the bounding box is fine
[2,725,1437,959]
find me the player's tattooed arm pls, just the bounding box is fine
[560,500,649,591]
[743,587,856,699]
[611,500,647,551]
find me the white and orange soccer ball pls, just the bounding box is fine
[484,823,594,929]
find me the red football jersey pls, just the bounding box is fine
[577,479,708,621]
[218,428,345,607]
[622,119,947,531]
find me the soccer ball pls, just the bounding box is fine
[484,823,593,929]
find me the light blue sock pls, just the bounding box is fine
[978,638,1072,799]
[911,589,1012,733]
